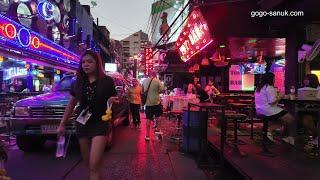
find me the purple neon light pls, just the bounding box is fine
[0,14,79,68]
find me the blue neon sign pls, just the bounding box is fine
[37,1,55,21]
[0,14,79,70]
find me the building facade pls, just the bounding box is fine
[110,39,123,68]
[120,30,150,77]
[93,24,112,63]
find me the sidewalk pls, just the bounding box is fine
[65,113,208,180]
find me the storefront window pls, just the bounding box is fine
[0,57,63,93]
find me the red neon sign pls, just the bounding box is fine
[145,48,153,75]
[31,36,40,48]
[4,23,17,39]
[176,9,213,62]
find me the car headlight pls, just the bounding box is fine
[14,107,30,116]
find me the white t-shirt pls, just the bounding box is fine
[255,85,283,116]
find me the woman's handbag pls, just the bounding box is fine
[141,78,153,104]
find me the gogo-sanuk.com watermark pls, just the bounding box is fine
[251,10,304,18]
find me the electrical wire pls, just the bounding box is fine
[148,0,165,42]
[148,0,164,38]
[149,6,191,57]
[144,0,157,36]
[152,0,190,50]
[93,11,137,33]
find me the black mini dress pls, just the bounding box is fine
[70,75,117,138]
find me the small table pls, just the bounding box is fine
[187,102,226,166]
[280,99,320,151]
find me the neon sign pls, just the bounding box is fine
[0,14,79,69]
[176,9,213,62]
[4,24,16,39]
[37,1,55,21]
[145,48,153,75]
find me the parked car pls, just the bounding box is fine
[11,72,130,152]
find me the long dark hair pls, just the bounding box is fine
[305,74,320,88]
[74,50,106,100]
[256,72,275,92]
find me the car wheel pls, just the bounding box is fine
[16,135,46,152]
[105,125,114,149]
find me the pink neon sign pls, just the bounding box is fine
[176,9,213,62]
[145,48,153,75]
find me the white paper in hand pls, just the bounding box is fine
[56,136,65,158]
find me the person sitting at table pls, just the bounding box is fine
[186,76,200,95]
[298,74,320,144]
[194,84,210,102]
[205,79,220,102]
[300,74,320,98]
[255,72,296,145]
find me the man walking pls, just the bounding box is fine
[142,71,164,141]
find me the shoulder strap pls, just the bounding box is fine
[146,78,154,93]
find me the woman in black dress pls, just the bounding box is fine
[57,50,119,180]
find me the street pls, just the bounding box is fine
[4,114,209,180]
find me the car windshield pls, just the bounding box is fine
[54,76,76,91]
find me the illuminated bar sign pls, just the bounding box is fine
[0,14,79,69]
[145,47,153,75]
[176,9,213,62]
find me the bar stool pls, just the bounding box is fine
[228,103,252,142]
[225,113,247,156]
[257,114,277,157]
[170,110,183,143]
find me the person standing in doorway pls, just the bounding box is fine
[128,79,142,128]
[142,71,164,141]
[57,50,119,180]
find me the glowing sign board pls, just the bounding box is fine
[37,1,55,21]
[145,48,153,75]
[176,9,213,62]
[0,14,79,69]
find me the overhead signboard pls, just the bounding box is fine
[175,9,213,62]
[150,0,189,45]
[0,14,79,69]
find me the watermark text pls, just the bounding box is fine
[251,10,304,18]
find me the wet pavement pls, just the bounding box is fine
[3,113,212,180]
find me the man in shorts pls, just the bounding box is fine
[142,71,164,141]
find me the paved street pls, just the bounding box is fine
[4,114,210,180]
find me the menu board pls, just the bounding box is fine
[229,65,242,91]
[229,65,254,91]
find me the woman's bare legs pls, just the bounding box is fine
[89,136,107,180]
[78,137,91,167]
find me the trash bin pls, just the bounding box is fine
[182,109,208,153]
